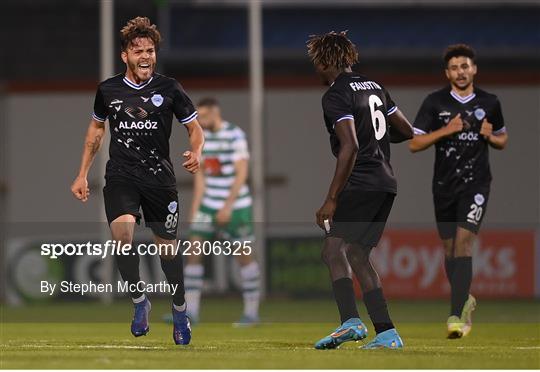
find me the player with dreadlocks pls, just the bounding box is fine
[307,31,413,349]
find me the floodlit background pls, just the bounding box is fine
[1,0,539,309]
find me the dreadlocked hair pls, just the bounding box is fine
[306,31,358,69]
[120,17,161,51]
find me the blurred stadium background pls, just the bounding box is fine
[1,0,539,313]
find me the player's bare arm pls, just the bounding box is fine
[182,119,205,173]
[71,118,106,202]
[486,131,508,150]
[480,118,508,150]
[316,118,358,230]
[388,109,413,143]
[216,158,248,226]
[189,168,206,222]
[409,113,463,152]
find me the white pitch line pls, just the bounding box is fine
[11,344,168,350]
[455,346,540,350]
[81,345,168,350]
[3,344,539,351]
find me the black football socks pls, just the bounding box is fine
[444,256,456,283]
[450,256,473,317]
[160,254,186,307]
[332,278,360,323]
[363,287,395,334]
[116,250,143,300]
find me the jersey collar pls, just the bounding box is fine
[450,89,476,104]
[123,75,154,90]
[331,71,355,86]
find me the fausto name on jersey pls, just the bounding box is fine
[349,81,382,92]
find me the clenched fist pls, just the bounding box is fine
[71,176,90,202]
[480,119,493,139]
[444,113,464,136]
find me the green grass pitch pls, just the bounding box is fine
[1,299,539,369]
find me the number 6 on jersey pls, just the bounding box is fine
[369,94,387,140]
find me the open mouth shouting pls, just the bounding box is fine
[138,62,152,74]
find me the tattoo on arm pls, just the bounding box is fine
[86,134,102,156]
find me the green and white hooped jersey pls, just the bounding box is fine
[202,121,252,211]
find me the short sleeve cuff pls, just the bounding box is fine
[335,114,354,124]
[180,111,198,125]
[493,126,507,136]
[92,112,107,122]
[387,106,398,115]
[413,127,427,135]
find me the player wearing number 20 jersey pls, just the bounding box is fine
[308,31,412,350]
[410,44,508,339]
[413,85,505,237]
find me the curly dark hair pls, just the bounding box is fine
[444,44,476,65]
[306,31,358,69]
[120,17,161,51]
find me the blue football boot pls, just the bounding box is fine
[314,318,368,349]
[172,307,192,345]
[131,298,151,337]
[361,328,404,349]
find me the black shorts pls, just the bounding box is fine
[103,178,179,240]
[433,187,490,240]
[328,189,395,247]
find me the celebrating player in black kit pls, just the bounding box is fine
[70,17,204,345]
[409,44,508,339]
[307,31,413,350]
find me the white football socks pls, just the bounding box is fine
[240,261,261,319]
[132,294,146,304]
[184,264,204,318]
[173,302,187,312]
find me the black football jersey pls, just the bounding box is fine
[413,86,506,194]
[92,73,197,188]
[322,72,397,193]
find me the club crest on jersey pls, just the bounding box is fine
[474,108,486,121]
[168,201,178,214]
[474,194,485,206]
[151,94,163,107]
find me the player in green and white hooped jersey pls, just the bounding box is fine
[185,97,260,326]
